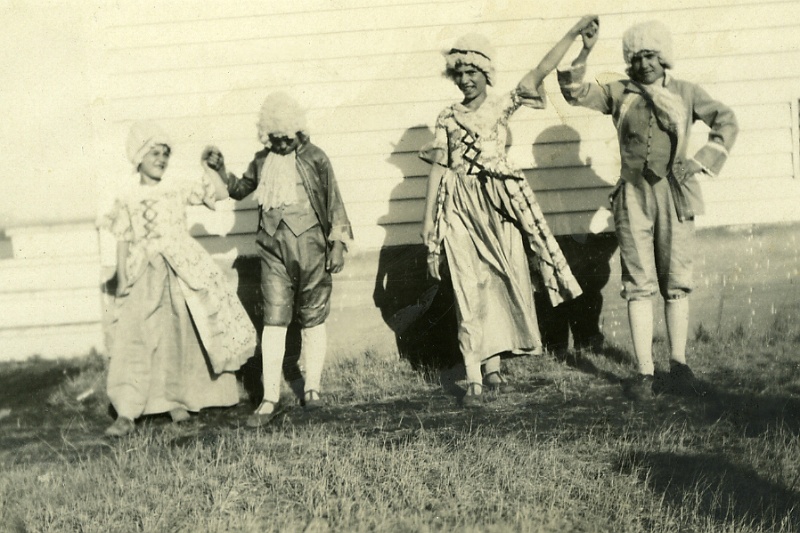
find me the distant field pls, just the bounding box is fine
[1,298,799,532]
[586,222,800,346]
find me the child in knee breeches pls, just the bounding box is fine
[209,92,352,426]
[558,19,738,399]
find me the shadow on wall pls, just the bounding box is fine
[374,126,460,372]
[374,124,622,371]
[528,125,619,354]
[228,255,265,403]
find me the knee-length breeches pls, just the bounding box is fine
[256,222,332,328]
[612,177,695,301]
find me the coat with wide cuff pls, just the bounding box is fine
[558,63,738,219]
[226,140,353,251]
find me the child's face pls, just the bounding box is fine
[629,51,665,85]
[453,65,487,103]
[139,144,170,180]
[268,134,299,155]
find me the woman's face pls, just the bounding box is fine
[629,51,665,85]
[139,144,170,181]
[453,65,487,103]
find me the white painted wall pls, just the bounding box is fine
[1,0,798,359]
[87,0,800,262]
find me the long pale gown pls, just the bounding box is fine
[101,175,256,419]
[420,81,582,373]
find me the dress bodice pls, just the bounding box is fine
[441,93,520,179]
[101,175,216,280]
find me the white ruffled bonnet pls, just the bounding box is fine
[126,121,171,167]
[444,33,496,86]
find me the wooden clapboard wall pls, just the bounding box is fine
[92,0,800,259]
[1,0,798,361]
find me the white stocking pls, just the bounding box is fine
[628,299,654,375]
[261,326,288,404]
[301,324,327,393]
[483,354,501,376]
[665,298,689,365]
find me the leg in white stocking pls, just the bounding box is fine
[261,326,288,405]
[301,324,327,408]
[628,299,654,376]
[665,297,689,365]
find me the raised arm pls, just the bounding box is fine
[227,161,260,201]
[518,16,598,93]
[557,18,614,114]
[571,17,599,68]
[206,147,261,201]
[201,146,231,201]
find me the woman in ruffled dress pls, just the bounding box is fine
[420,17,596,405]
[100,122,257,436]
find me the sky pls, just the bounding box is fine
[0,1,98,229]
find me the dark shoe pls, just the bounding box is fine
[104,416,135,437]
[462,382,484,408]
[246,400,278,428]
[670,362,705,396]
[626,374,655,401]
[303,390,324,411]
[483,371,515,393]
[169,408,190,423]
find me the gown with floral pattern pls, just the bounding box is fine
[101,174,256,418]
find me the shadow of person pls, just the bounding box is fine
[225,255,263,404]
[188,220,261,403]
[373,126,461,376]
[228,254,306,406]
[527,125,619,358]
[189,220,304,406]
[616,450,800,530]
[702,385,800,437]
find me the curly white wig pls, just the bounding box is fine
[126,121,171,167]
[444,33,496,86]
[623,20,674,69]
[256,91,308,145]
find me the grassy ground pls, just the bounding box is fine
[2,302,800,533]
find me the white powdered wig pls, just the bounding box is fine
[256,91,308,145]
[622,20,674,69]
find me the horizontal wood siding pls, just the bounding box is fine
[6,0,799,361]
[0,255,105,359]
[94,0,800,254]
